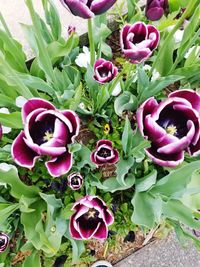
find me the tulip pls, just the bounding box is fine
[137,89,200,167]
[60,0,117,19]
[12,98,80,177]
[67,172,83,190]
[70,195,114,240]
[145,0,169,21]
[120,22,160,64]
[91,140,119,166]
[0,233,9,253]
[93,59,118,84]
[68,25,76,35]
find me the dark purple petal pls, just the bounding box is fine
[123,48,152,64]
[90,0,117,15]
[147,25,160,50]
[11,131,39,168]
[146,7,164,21]
[136,97,158,137]
[46,150,73,177]
[68,172,83,190]
[97,139,113,148]
[94,59,118,84]
[69,214,82,239]
[188,138,200,157]
[22,98,55,124]
[93,222,108,239]
[0,233,9,253]
[169,89,200,114]
[146,145,184,167]
[60,0,94,19]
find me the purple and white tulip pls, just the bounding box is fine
[94,59,118,84]
[145,0,169,21]
[0,233,9,253]
[70,195,114,240]
[137,89,200,167]
[11,98,80,177]
[68,172,83,190]
[91,140,119,166]
[60,0,117,19]
[120,22,160,64]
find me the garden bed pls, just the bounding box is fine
[0,0,200,266]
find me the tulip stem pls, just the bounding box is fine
[88,19,95,66]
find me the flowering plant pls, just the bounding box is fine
[0,0,200,266]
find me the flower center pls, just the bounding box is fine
[71,176,80,185]
[166,125,177,136]
[97,147,111,158]
[98,67,109,78]
[87,208,99,219]
[43,131,54,142]
[0,238,5,246]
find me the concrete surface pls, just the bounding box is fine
[115,233,200,267]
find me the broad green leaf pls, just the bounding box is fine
[76,145,96,169]
[23,249,41,267]
[114,91,138,116]
[137,66,149,95]
[122,116,133,156]
[0,112,22,128]
[136,170,157,192]
[150,161,200,197]
[0,203,20,224]
[131,191,162,228]
[116,156,135,186]
[163,199,200,231]
[0,166,39,199]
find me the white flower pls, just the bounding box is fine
[0,163,16,172]
[174,29,184,43]
[15,96,27,108]
[79,102,86,110]
[185,46,200,59]
[143,65,151,72]
[111,82,122,96]
[0,108,11,134]
[151,69,160,82]
[75,46,91,68]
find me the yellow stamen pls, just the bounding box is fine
[43,131,53,142]
[88,208,96,218]
[103,124,110,135]
[166,125,177,136]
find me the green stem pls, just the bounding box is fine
[87,19,95,66]
[150,0,197,76]
[0,12,12,37]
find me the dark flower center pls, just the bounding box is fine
[157,107,188,139]
[0,238,5,247]
[78,208,101,232]
[86,0,93,8]
[71,176,80,186]
[97,147,111,158]
[30,115,55,145]
[98,66,109,78]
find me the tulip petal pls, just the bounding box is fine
[61,110,80,141]
[188,138,200,157]
[60,0,94,18]
[11,131,39,168]
[22,98,55,124]
[93,222,108,239]
[123,48,152,64]
[157,120,195,154]
[70,214,82,239]
[147,25,160,50]
[136,97,158,137]
[169,89,200,114]
[146,145,184,167]
[46,150,72,177]
[90,0,116,15]
[146,7,164,21]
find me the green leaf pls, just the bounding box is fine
[137,66,150,95]
[114,91,138,116]
[116,156,135,186]
[163,199,200,231]
[65,222,85,264]
[138,75,183,104]
[0,112,22,128]
[131,191,162,228]
[0,166,39,199]
[136,170,157,192]
[0,203,20,224]
[23,249,41,267]
[122,116,134,156]
[76,145,96,169]
[150,161,200,197]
